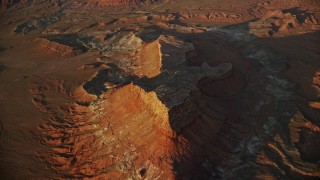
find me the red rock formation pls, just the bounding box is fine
[87,0,141,7]
[1,0,320,179]
[103,33,162,78]
[35,83,177,179]
[133,39,162,78]
[35,38,85,57]
[249,9,319,36]
[112,14,176,25]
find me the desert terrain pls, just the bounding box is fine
[0,0,320,179]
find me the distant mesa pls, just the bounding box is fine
[1,0,163,11]
[87,0,161,7]
[249,9,319,37]
[88,0,140,6]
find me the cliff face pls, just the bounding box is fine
[135,39,162,78]
[34,82,177,179]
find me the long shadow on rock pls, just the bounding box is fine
[44,34,91,53]
[83,63,137,96]
[165,22,320,179]
[258,30,320,165]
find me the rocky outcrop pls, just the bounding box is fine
[87,0,140,7]
[87,0,161,7]
[35,38,84,57]
[1,0,320,179]
[249,9,319,37]
[112,14,176,25]
[101,33,162,78]
[33,81,176,179]
[133,39,162,78]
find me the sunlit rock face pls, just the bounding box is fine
[103,33,162,78]
[74,83,176,179]
[135,39,162,78]
[35,82,178,179]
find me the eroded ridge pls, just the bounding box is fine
[29,27,320,179]
[31,78,179,178]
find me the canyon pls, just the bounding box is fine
[0,0,320,179]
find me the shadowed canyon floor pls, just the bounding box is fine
[0,0,320,179]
